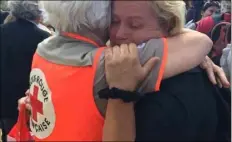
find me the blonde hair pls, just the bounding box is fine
[150,1,186,36]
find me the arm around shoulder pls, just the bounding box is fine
[164,29,213,78]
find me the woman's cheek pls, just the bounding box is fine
[109,26,118,43]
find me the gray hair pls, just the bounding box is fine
[8,0,41,21]
[39,1,111,34]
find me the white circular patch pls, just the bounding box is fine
[29,68,55,139]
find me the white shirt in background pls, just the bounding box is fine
[37,23,52,34]
[220,44,231,82]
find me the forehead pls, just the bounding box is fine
[113,1,153,17]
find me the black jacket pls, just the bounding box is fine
[0,18,50,121]
[135,67,230,141]
[0,10,9,24]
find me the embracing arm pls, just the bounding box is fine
[164,29,213,78]
[102,44,157,141]
[103,100,135,141]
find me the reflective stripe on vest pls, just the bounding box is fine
[155,38,168,91]
[29,33,105,141]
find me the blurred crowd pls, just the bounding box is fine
[0,0,231,141]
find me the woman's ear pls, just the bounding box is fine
[201,11,204,17]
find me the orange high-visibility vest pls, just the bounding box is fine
[29,32,105,141]
[9,33,168,141]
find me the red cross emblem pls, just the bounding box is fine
[30,85,44,122]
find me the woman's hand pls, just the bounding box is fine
[104,43,159,91]
[103,43,159,141]
[17,90,31,114]
[200,56,230,88]
[7,135,16,142]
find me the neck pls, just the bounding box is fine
[78,26,108,47]
[81,32,106,47]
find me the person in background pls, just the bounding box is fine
[186,0,204,23]
[185,1,220,29]
[196,0,231,66]
[196,0,231,123]
[3,13,16,24]
[201,1,220,18]
[2,5,53,34]
[0,0,50,140]
[197,0,231,35]
[184,0,192,10]
[185,0,205,29]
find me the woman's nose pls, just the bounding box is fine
[115,25,128,40]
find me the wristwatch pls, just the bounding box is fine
[98,87,143,103]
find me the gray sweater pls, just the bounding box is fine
[220,44,231,82]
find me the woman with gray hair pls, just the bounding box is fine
[7,1,41,23]
[0,1,50,140]
[5,1,53,33]
[9,1,229,141]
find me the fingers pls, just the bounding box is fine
[108,44,130,64]
[25,96,30,105]
[128,43,138,59]
[113,45,121,58]
[201,56,230,87]
[7,136,16,141]
[120,44,129,56]
[200,57,217,85]
[17,97,27,111]
[203,61,217,85]
[17,90,32,114]
[104,47,113,62]
[109,43,137,61]
[25,89,30,96]
[18,95,31,112]
[206,65,217,85]
[105,45,122,70]
[213,64,230,88]
[142,57,160,77]
[216,77,223,88]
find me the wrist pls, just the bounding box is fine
[108,99,134,109]
[98,88,142,103]
[109,84,136,92]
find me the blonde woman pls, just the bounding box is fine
[103,1,230,141]
[10,1,229,141]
